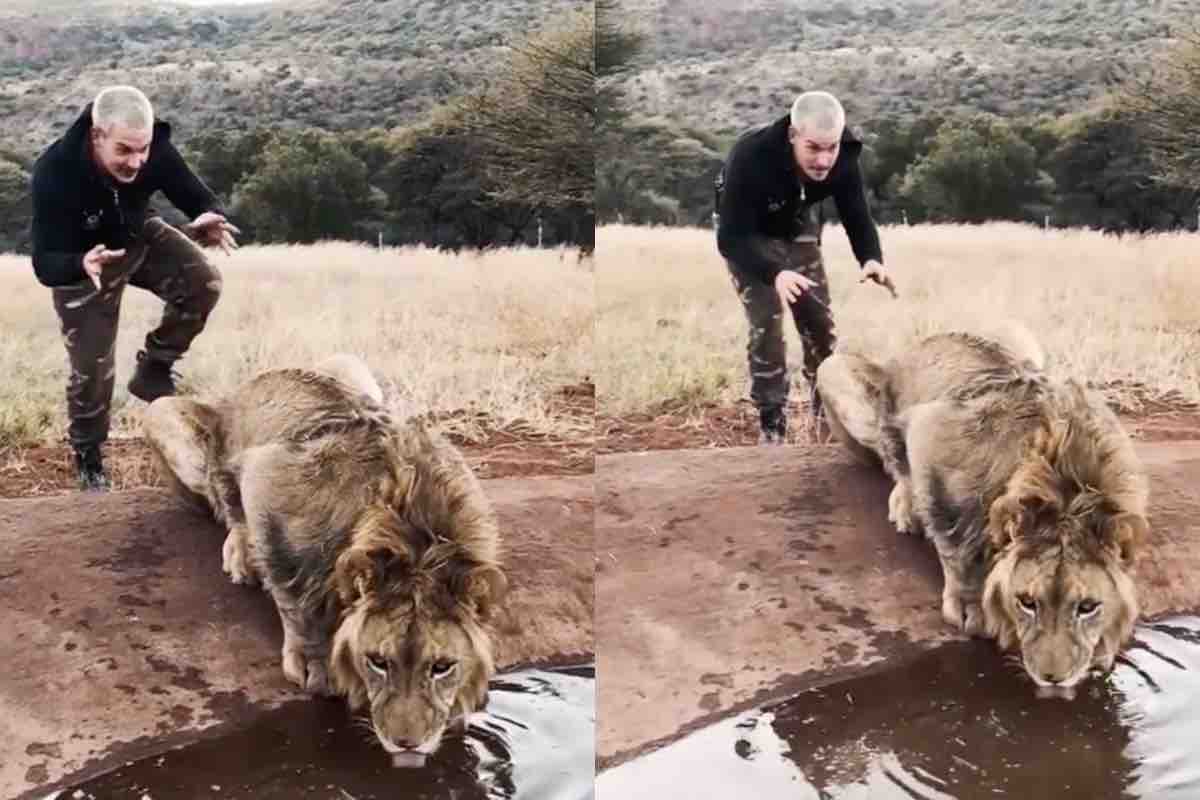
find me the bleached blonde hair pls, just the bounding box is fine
[92,85,154,132]
[789,91,845,137]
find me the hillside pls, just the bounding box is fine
[0,0,582,150]
[608,0,1195,134]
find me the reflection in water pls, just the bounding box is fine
[48,664,594,800]
[599,617,1200,800]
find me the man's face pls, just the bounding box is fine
[790,124,841,182]
[91,123,152,184]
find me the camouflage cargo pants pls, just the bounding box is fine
[725,237,837,412]
[51,217,223,449]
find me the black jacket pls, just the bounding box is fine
[29,102,224,287]
[715,113,883,284]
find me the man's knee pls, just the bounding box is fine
[196,266,222,314]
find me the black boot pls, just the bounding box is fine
[128,350,179,403]
[74,444,110,492]
[758,404,788,445]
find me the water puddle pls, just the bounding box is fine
[47,663,594,800]
[598,617,1200,799]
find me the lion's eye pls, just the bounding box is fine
[366,653,389,677]
[430,659,458,679]
[1077,600,1101,618]
[1017,594,1037,615]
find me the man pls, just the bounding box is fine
[715,90,895,444]
[30,85,239,491]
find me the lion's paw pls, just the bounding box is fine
[961,602,985,637]
[942,589,984,636]
[888,482,916,534]
[281,644,308,689]
[305,660,335,697]
[222,527,256,585]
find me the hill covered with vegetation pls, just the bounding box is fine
[597,0,1200,232]
[0,0,579,150]
[0,0,595,255]
[610,0,1192,135]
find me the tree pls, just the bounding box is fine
[596,0,647,134]
[184,127,276,203]
[1115,21,1200,188]
[0,157,31,254]
[380,108,538,249]
[457,6,594,210]
[858,111,947,222]
[898,114,1051,223]
[1049,104,1198,232]
[596,116,726,226]
[230,130,386,244]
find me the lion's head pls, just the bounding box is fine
[328,534,507,764]
[981,419,1148,698]
[324,430,508,765]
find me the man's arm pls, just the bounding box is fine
[715,154,784,285]
[831,154,883,268]
[155,139,226,221]
[30,164,87,287]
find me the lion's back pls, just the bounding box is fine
[886,325,1045,414]
[217,368,389,455]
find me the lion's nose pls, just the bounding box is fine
[393,737,419,750]
[1042,672,1063,685]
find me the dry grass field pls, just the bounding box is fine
[0,240,593,494]
[596,221,1200,450]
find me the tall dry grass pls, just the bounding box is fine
[0,241,593,449]
[596,221,1200,417]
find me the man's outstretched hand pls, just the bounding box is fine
[187,212,241,255]
[774,269,820,306]
[82,243,126,290]
[860,260,897,298]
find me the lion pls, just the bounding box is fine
[814,322,1149,697]
[141,354,508,764]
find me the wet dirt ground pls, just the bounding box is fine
[1,477,593,798]
[597,617,1200,799]
[47,663,595,800]
[594,436,1200,771]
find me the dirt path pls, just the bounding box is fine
[598,402,1200,454]
[0,384,595,498]
[0,476,593,799]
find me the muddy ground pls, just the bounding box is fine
[1,474,594,797]
[594,436,1200,769]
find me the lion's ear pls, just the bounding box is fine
[335,543,410,605]
[1099,511,1147,567]
[988,488,1059,549]
[455,562,508,623]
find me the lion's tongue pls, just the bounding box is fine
[391,752,427,769]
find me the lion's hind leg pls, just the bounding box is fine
[977,318,1046,371]
[313,353,383,404]
[143,396,220,513]
[143,397,259,586]
[814,352,889,468]
[817,352,919,534]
